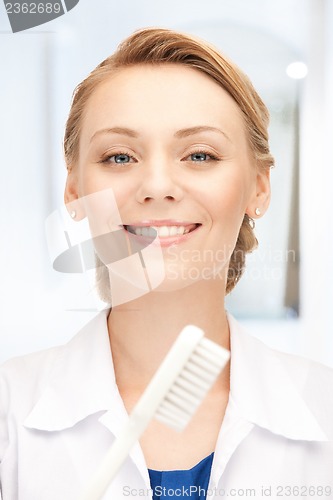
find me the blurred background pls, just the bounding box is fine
[0,0,332,365]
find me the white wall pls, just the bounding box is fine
[299,0,333,365]
[1,0,332,365]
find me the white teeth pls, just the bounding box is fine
[169,226,178,236]
[158,226,170,237]
[127,225,197,237]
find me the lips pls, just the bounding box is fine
[123,223,200,238]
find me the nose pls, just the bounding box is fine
[135,156,184,204]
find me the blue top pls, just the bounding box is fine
[148,453,214,499]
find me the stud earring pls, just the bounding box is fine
[255,208,261,216]
[70,210,76,219]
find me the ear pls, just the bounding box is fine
[64,169,86,221]
[246,167,271,219]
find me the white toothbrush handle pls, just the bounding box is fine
[80,411,148,500]
[80,364,182,500]
[79,325,215,500]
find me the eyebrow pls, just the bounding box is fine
[90,127,138,143]
[174,126,231,142]
[90,125,232,143]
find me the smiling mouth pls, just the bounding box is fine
[123,224,201,238]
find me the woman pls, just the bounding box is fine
[1,28,333,500]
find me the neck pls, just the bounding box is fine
[107,279,230,392]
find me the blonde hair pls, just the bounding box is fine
[64,27,274,298]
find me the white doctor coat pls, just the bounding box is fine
[1,310,333,500]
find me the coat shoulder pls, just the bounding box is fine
[0,344,62,391]
[274,348,333,439]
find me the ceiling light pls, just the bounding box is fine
[286,62,308,79]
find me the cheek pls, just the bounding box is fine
[79,168,111,195]
[79,169,134,233]
[79,170,133,216]
[200,170,253,262]
[200,170,252,224]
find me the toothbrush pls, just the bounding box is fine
[79,325,230,500]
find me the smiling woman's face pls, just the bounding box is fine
[65,64,269,292]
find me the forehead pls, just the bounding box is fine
[80,64,246,143]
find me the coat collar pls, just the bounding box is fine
[24,309,118,431]
[24,309,328,442]
[227,312,328,441]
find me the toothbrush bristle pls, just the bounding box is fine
[155,337,229,431]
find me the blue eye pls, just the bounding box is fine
[191,152,209,162]
[114,154,131,163]
[100,152,135,164]
[188,151,221,162]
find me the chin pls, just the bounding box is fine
[151,263,219,293]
